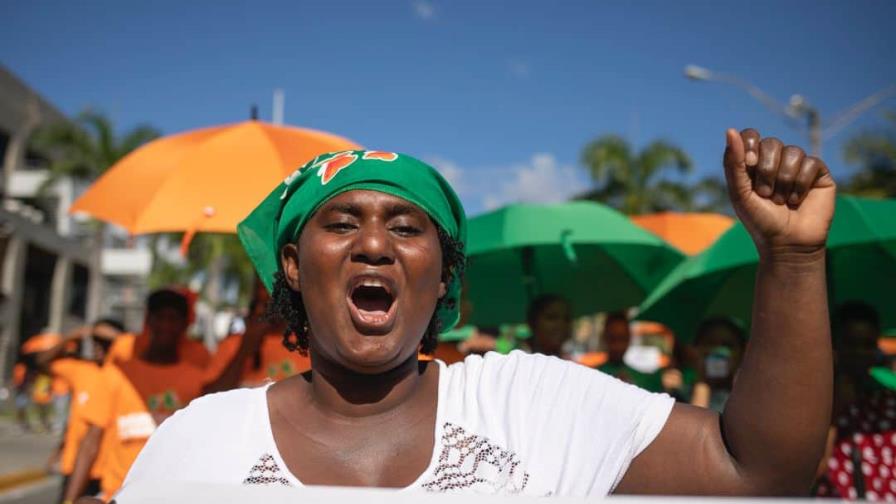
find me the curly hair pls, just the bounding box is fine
[267,224,465,356]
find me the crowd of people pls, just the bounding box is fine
[11,281,309,502]
[5,132,875,500]
[12,280,890,501]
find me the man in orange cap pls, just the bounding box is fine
[64,288,205,502]
[105,286,210,369]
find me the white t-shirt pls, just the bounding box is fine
[118,351,674,498]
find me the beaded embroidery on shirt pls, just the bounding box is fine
[243,453,292,486]
[421,422,529,493]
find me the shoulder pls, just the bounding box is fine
[440,350,627,425]
[444,350,674,440]
[99,362,126,386]
[124,386,271,485]
[158,386,265,438]
[49,357,81,378]
[438,351,675,495]
[444,350,616,391]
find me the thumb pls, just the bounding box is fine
[723,128,751,199]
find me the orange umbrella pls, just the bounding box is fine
[70,120,361,243]
[630,212,734,255]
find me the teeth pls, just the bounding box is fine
[354,277,392,295]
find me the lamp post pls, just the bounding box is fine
[684,64,896,157]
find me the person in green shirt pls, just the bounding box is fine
[597,312,663,392]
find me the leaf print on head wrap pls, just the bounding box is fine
[362,151,399,161]
[316,152,359,185]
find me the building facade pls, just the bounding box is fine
[0,65,151,385]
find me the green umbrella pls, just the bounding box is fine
[637,195,896,343]
[464,201,684,326]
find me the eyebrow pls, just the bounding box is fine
[323,202,363,217]
[324,202,423,216]
[385,203,424,219]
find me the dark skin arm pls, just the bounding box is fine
[64,424,102,502]
[616,129,835,495]
[35,326,90,373]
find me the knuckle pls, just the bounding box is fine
[760,137,783,149]
[756,164,776,176]
[804,156,822,168]
[783,145,805,158]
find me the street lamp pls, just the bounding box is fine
[684,64,896,156]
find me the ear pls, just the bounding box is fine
[280,244,302,293]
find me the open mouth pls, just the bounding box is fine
[347,276,397,331]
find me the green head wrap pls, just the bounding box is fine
[237,149,467,332]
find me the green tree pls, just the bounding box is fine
[148,233,256,310]
[30,110,160,189]
[842,112,896,198]
[30,110,160,317]
[578,135,728,215]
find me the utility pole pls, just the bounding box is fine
[272,89,285,125]
[684,65,896,157]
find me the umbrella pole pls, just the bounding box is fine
[521,246,538,307]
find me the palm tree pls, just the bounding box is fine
[842,112,896,198]
[578,135,727,215]
[29,110,160,318]
[30,110,160,190]
[148,232,256,310]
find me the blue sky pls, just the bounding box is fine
[4,0,895,215]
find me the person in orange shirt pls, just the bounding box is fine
[36,319,125,500]
[105,287,210,369]
[19,333,63,433]
[64,289,205,502]
[13,360,33,432]
[203,279,309,393]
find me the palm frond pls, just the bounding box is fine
[637,140,693,181]
[651,180,695,213]
[77,110,116,166]
[117,125,161,160]
[580,135,632,185]
[842,111,896,198]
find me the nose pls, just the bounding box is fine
[351,222,395,266]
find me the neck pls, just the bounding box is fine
[141,341,179,365]
[306,350,430,419]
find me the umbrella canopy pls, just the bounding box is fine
[631,212,734,255]
[464,201,684,326]
[638,195,896,342]
[70,120,360,235]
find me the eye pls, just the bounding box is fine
[390,225,422,237]
[324,221,357,233]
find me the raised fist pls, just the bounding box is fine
[723,129,836,254]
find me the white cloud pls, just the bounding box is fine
[482,153,585,210]
[426,156,464,190]
[412,0,435,20]
[421,153,587,215]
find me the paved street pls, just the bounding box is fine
[0,477,60,504]
[0,416,61,503]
